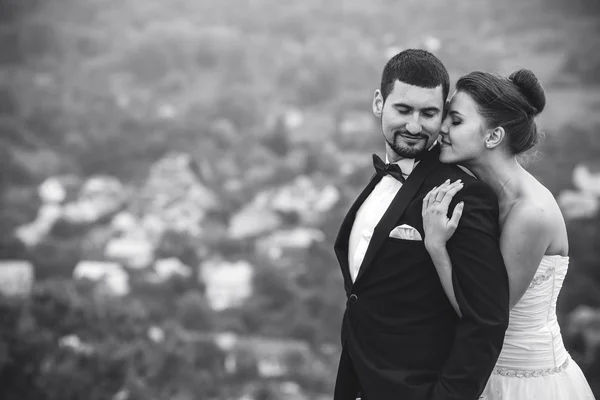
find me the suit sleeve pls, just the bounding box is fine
[428,180,510,400]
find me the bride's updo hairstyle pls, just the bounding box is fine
[455,69,546,155]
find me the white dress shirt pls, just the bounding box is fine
[348,156,417,282]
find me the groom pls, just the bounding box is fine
[333,49,510,400]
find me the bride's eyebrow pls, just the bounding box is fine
[449,110,465,117]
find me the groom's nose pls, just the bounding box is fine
[406,122,422,134]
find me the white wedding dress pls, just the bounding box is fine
[480,255,596,399]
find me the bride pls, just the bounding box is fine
[421,68,596,399]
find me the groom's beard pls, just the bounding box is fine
[384,131,430,159]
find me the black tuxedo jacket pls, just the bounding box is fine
[333,145,510,400]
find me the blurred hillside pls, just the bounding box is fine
[1,0,600,399]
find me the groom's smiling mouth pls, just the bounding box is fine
[396,131,426,141]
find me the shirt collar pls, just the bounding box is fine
[385,155,417,177]
[384,141,438,177]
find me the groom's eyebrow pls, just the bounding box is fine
[393,103,441,113]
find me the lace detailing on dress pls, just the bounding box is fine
[493,357,570,378]
[528,265,555,289]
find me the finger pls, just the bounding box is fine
[425,187,437,207]
[434,181,460,205]
[437,179,450,191]
[439,182,464,209]
[440,180,462,195]
[448,201,464,228]
[424,187,437,210]
[433,179,448,189]
[442,179,460,190]
[435,186,448,202]
[447,180,463,191]
[422,192,430,213]
[441,179,460,189]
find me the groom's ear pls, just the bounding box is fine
[372,90,384,118]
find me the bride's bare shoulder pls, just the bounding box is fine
[502,176,563,235]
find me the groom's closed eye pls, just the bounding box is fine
[393,104,440,118]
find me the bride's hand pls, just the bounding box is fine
[422,179,465,249]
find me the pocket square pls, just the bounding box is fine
[389,224,423,241]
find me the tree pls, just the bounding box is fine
[175,290,215,331]
[0,279,228,399]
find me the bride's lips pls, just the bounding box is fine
[440,139,451,146]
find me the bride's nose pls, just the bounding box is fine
[440,119,450,135]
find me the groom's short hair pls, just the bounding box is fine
[381,49,450,103]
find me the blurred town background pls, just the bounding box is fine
[0,0,599,399]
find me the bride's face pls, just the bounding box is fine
[439,91,489,165]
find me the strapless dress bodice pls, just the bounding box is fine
[494,255,570,375]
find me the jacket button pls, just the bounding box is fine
[349,294,358,303]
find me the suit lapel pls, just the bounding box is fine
[334,173,381,292]
[354,145,441,284]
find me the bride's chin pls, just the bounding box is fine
[439,152,454,164]
[439,146,460,163]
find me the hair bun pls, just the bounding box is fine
[509,69,546,115]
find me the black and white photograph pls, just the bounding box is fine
[0,0,599,399]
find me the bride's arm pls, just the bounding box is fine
[426,243,462,317]
[424,182,555,311]
[422,180,464,317]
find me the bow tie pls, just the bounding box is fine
[372,154,406,183]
